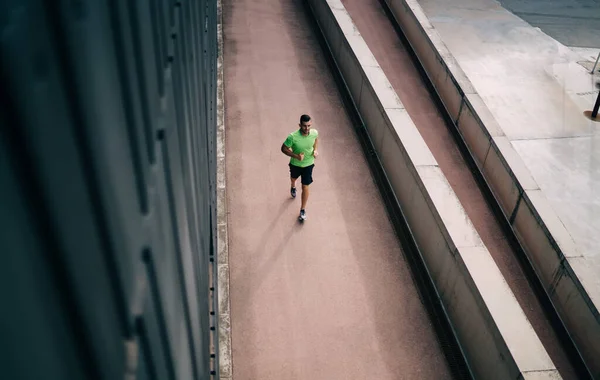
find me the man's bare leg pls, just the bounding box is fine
[301,184,309,210]
[290,177,298,198]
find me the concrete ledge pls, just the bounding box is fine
[382,0,600,374]
[216,0,233,378]
[306,0,559,378]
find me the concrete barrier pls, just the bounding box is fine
[381,0,599,375]
[305,0,560,378]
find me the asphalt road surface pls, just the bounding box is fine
[499,0,600,48]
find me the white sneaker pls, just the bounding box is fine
[299,209,307,221]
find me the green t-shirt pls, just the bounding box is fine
[283,129,319,167]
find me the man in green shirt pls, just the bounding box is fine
[281,114,319,221]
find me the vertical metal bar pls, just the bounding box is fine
[591,51,599,74]
[592,90,600,119]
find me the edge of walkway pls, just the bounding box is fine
[216,0,233,377]
[380,0,598,375]
[306,0,560,378]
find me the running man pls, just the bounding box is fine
[281,114,319,221]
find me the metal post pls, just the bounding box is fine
[592,51,600,74]
[592,90,600,119]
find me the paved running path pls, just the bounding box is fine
[222,0,452,378]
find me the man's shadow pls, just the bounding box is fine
[234,197,304,313]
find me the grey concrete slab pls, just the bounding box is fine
[569,255,600,312]
[309,0,563,377]
[464,93,504,137]
[344,34,379,67]
[322,4,344,61]
[216,2,232,376]
[332,7,360,36]
[456,102,492,170]
[420,1,598,138]
[362,65,404,109]
[415,0,600,374]
[417,166,484,249]
[524,189,580,259]
[386,108,437,166]
[513,136,600,258]
[358,82,388,149]
[492,136,538,191]
[379,123,419,206]
[336,41,365,107]
[460,246,556,374]
[482,138,522,217]
[521,371,563,380]
[418,0,600,276]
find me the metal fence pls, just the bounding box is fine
[0,1,218,379]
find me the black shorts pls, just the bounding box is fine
[289,163,314,185]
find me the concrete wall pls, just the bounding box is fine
[382,0,600,375]
[0,0,219,379]
[305,0,560,378]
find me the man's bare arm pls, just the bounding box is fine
[313,137,319,158]
[281,144,303,160]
